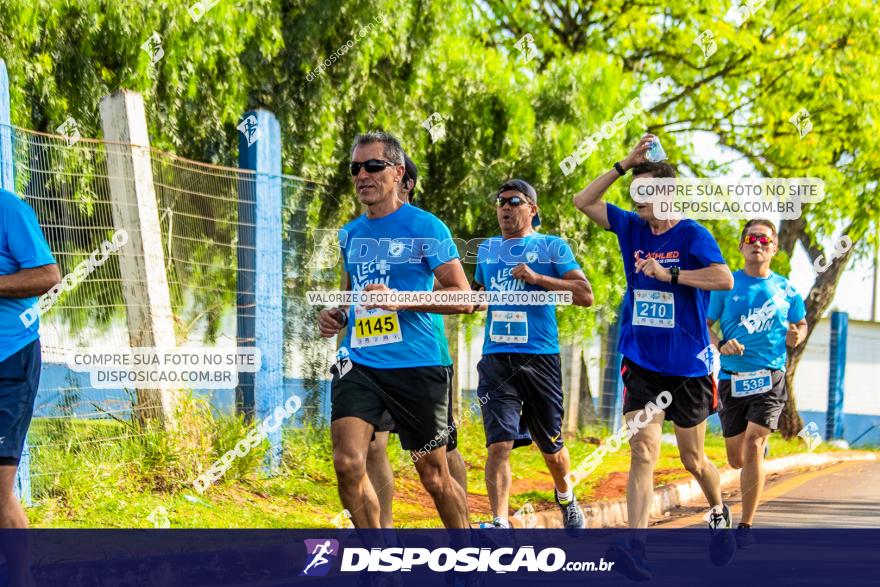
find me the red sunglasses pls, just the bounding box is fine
[743,234,774,246]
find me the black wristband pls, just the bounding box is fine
[670,266,680,284]
[718,339,728,348]
[613,161,626,177]
[336,308,349,328]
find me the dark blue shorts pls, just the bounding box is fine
[477,353,562,454]
[0,338,42,462]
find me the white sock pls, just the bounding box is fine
[556,489,573,504]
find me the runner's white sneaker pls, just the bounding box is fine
[708,504,736,566]
[707,504,732,529]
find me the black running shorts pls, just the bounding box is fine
[374,365,458,451]
[621,356,718,429]
[331,361,450,452]
[718,369,787,437]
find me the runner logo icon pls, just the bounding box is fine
[300,539,340,577]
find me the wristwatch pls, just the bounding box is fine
[670,266,680,284]
[613,161,626,177]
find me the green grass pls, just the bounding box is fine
[24,402,859,528]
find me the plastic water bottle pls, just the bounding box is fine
[646,137,667,162]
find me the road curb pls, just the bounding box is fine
[523,451,878,529]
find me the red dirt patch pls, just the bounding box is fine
[391,476,494,524]
[591,468,683,501]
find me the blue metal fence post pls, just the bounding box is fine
[827,311,848,441]
[600,301,626,431]
[1,58,32,506]
[236,110,284,471]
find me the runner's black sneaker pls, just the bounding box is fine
[555,491,585,533]
[708,504,736,566]
[736,523,755,549]
[606,538,652,582]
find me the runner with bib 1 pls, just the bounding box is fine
[472,179,593,531]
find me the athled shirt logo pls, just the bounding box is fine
[300,539,339,577]
[633,249,680,263]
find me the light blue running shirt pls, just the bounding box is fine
[0,189,56,362]
[474,233,580,355]
[707,270,806,379]
[339,203,458,369]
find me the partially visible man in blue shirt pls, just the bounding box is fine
[0,187,60,529]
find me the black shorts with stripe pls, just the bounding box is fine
[477,353,562,455]
[621,356,717,429]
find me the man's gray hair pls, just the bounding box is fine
[350,131,405,165]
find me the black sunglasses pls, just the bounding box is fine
[350,159,396,175]
[495,195,529,208]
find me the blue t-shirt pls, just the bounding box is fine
[606,203,726,377]
[474,233,581,355]
[339,203,458,369]
[707,270,805,379]
[0,189,56,362]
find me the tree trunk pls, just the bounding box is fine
[777,242,855,438]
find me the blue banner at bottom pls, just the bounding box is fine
[0,529,876,586]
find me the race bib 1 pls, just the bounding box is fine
[731,369,773,397]
[351,306,402,348]
[489,311,528,343]
[633,289,674,328]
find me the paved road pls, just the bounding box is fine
[656,459,880,528]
